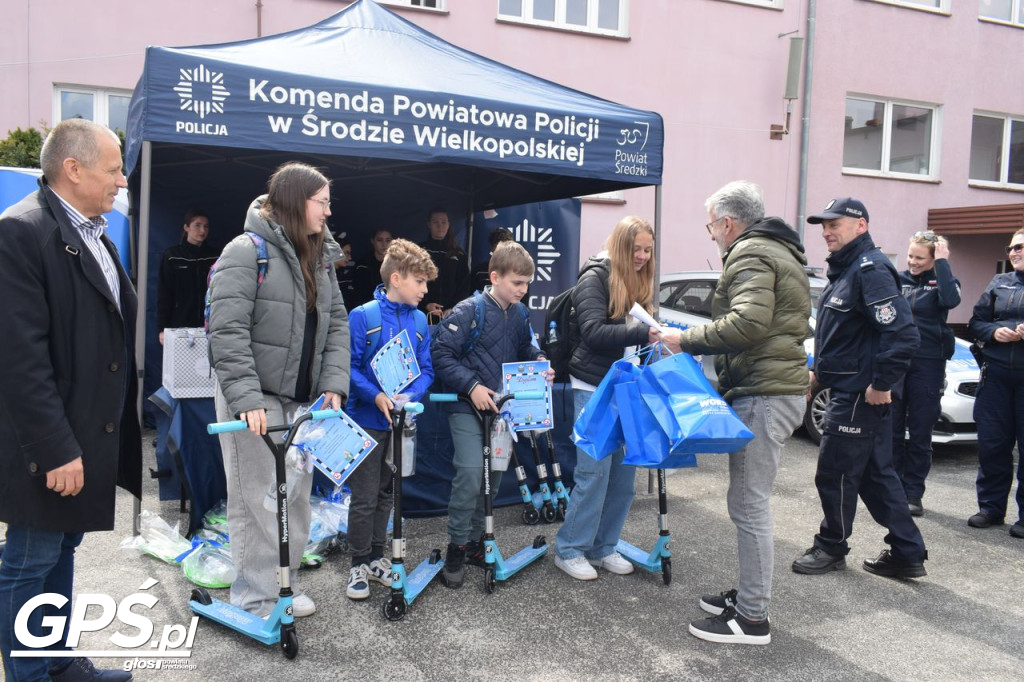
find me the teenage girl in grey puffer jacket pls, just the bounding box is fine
[207,162,350,618]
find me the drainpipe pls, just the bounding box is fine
[257,0,263,37]
[796,0,816,241]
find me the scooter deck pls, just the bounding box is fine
[615,539,667,572]
[494,543,548,580]
[189,598,282,645]
[403,556,445,604]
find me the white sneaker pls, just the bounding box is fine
[347,565,370,600]
[367,557,393,586]
[554,555,598,581]
[292,593,316,617]
[588,552,635,575]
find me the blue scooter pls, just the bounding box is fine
[382,400,445,621]
[190,407,342,659]
[615,468,672,585]
[430,391,548,593]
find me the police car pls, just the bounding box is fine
[658,271,978,445]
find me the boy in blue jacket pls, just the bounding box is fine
[345,239,438,600]
[431,241,550,588]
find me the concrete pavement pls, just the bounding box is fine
[5,433,1022,681]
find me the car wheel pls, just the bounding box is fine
[804,383,830,445]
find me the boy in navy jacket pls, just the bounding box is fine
[345,239,437,600]
[431,241,550,588]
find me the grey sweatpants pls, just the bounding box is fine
[214,386,312,617]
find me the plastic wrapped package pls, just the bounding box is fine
[120,510,193,564]
[181,541,236,588]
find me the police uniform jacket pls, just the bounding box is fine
[898,259,960,360]
[814,232,920,393]
[968,269,1024,370]
[0,184,142,533]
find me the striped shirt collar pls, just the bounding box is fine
[49,187,109,234]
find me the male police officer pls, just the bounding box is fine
[792,198,928,579]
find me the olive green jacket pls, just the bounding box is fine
[676,217,811,401]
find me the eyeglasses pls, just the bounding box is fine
[913,231,939,243]
[309,198,331,211]
[1006,243,1024,255]
[705,216,727,234]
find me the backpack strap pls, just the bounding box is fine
[204,232,269,335]
[462,290,488,358]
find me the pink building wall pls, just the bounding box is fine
[2,0,1021,322]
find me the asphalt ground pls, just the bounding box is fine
[3,431,1022,681]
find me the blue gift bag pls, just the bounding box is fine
[637,352,754,454]
[615,381,697,469]
[571,359,641,460]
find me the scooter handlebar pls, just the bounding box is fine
[429,393,459,403]
[207,408,344,434]
[403,402,424,414]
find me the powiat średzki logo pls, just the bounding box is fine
[174,65,231,119]
[511,219,561,282]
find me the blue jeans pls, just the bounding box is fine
[727,395,805,621]
[447,412,504,545]
[0,525,84,681]
[891,357,944,499]
[556,388,636,561]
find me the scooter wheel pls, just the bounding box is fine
[190,588,212,606]
[429,549,442,565]
[541,504,557,524]
[532,535,547,549]
[556,501,567,521]
[522,506,540,525]
[483,567,497,594]
[661,559,672,586]
[281,626,299,659]
[382,598,406,622]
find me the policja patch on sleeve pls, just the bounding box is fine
[874,301,897,325]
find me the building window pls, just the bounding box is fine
[712,0,783,8]
[54,86,133,134]
[497,0,629,37]
[979,0,1024,26]
[380,0,445,9]
[969,113,1024,187]
[865,0,949,12]
[843,96,939,179]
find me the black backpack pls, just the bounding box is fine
[542,258,608,383]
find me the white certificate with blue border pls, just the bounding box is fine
[501,360,553,432]
[291,395,379,485]
[370,329,420,397]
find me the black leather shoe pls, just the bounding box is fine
[863,549,926,579]
[51,657,133,681]
[907,497,923,517]
[967,512,1004,528]
[1010,522,1024,539]
[792,546,846,575]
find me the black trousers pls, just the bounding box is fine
[813,390,927,561]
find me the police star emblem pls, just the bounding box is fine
[875,302,897,325]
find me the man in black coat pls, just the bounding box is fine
[0,119,140,682]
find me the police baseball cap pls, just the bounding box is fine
[807,197,869,224]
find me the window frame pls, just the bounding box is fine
[712,0,784,9]
[496,0,630,38]
[842,94,942,182]
[863,0,950,15]
[378,0,447,11]
[53,85,134,134]
[978,0,1024,28]
[968,111,1024,190]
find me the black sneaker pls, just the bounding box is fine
[1010,522,1024,539]
[863,549,926,579]
[968,512,1004,528]
[792,546,846,575]
[51,657,133,681]
[907,497,923,517]
[442,543,466,589]
[465,538,487,568]
[688,606,770,645]
[699,588,737,616]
